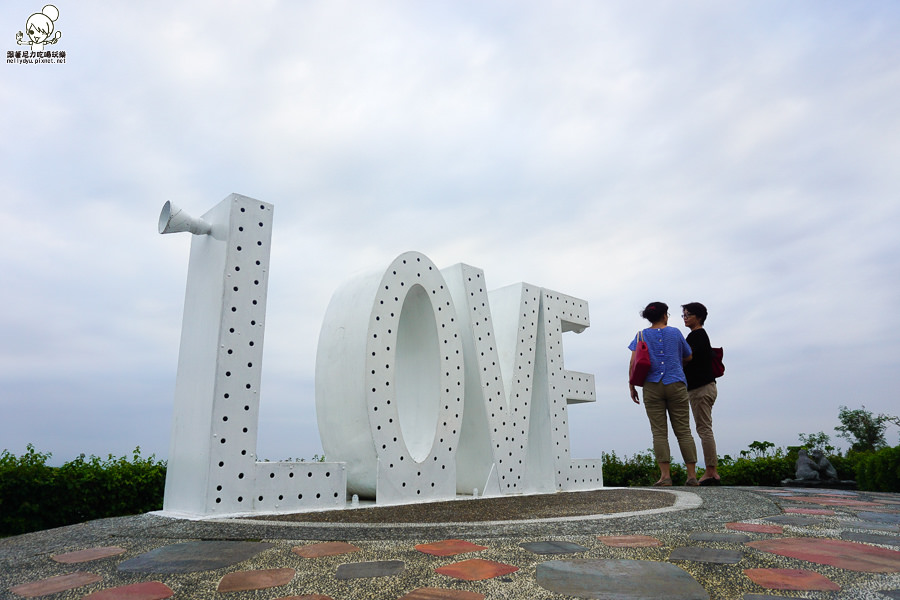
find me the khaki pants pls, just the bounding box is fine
[688,381,718,467]
[642,381,697,464]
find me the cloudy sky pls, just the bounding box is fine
[2,1,899,470]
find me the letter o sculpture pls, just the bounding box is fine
[315,252,464,502]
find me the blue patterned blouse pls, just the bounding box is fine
[628,326,693,385]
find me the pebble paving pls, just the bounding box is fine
[292,542,361,559]
[396,589,484,600]
[763,515,823,526]
[689,532,751,543]
[3,486,900,599]
[519,541,590,555]
[597,534,663,547]
[669,546,744,564]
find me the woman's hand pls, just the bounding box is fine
[629,383,640,404]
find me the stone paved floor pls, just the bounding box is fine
[1,486,900,599]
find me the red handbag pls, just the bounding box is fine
[629,330,651,386]
[712,346,725,378]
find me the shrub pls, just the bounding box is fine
[823,453,857,481]
[602,450,686,486]
[854,446,900,492]
[716,447,795,486]
[0,445,55,535]
[0,445,166,537]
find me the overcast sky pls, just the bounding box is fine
[2,1,899,469]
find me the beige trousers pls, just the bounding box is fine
[688,381,718,467]
[642,381,697,464]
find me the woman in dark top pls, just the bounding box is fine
[682,302,720,485]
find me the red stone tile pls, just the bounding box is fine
[397,588,486,599]
[597,535,663,547]
[415,539,487,557]
[726,522,783,534]
[9,572,102,597]
[52,546,127,564]
[82,581,174,600]
[747,537,900,573]
[435,559,519,581]
[216,568,295,592]
[781,496,882,507]
[292,541,361,558]
[744,568,840,591]
[784,508,835,515]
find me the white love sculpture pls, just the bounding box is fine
[160,194,601,517]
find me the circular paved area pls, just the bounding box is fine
[250,488,675,524]
[1,486,900,599]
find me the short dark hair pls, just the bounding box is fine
[641,302,668,324]
[681,302,708,325]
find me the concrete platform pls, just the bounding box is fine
[2,487,900,599]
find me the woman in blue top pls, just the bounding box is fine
[628,302,699,486]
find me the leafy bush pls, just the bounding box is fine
[854,446,900,492]
[716,452,794,486]
[823,452,858,481]
[602,450,685,486]
[0,445,166,537]
[0,445,55,536]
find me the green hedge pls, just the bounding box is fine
[601,450,686,486]
[716,454,795,487]
[601,445,899,491]
[0,445,166,537]
[854,446,900,492]
[601,448,796,487]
